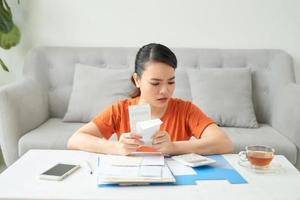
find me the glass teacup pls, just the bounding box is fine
[239,145,275,169]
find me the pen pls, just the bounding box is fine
[84,161,93,175]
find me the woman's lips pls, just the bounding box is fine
[157,97,168,103]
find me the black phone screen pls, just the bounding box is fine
[42,164,77,176]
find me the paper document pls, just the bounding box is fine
[137,119,162,145]
[97,154,175,185]
[101,154,164,166]
[140,154,164,166]
[104,155,142,166]
[128,104,151,133]
[139,166,162,177]
[97,164,174,184]
[166,159,197,176]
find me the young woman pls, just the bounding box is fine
[67,43,233,155]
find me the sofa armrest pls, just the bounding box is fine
[271,83,300,169]
[0,78,48,166]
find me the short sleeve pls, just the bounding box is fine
[92,104,117,139]
[187,103,215,139]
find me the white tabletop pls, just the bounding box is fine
[0,149,299,200]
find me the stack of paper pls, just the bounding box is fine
[128,103,163,146]
[97,154,175,185]
[128,104,151,133]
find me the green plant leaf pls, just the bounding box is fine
[0,0,21,72]
[0,24,20,49]
[0,58,9,72]
[0,0,13,33]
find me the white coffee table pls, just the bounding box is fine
[0,149,299,200]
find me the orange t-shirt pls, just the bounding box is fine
[92,97,215,142]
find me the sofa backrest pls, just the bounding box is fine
[23,47,295,124]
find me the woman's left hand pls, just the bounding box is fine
[152,131,174,155]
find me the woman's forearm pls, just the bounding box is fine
[171,136,233,155]
[169,124,234,155]
[67,131,120,154]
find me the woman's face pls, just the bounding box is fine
[134,62,175,108]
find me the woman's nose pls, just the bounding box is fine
[159,85,168,94]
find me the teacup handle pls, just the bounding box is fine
[238,151,248,162]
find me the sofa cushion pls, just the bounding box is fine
[18,118,84,156]
[173,69,192,101]
[223,124,297,164]
[187,68,258,128]
[18,118,119,156]
[63,64,134,122]
[19,118,296,165]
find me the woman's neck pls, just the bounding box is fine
[150,105,168,119]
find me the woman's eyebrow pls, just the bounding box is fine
[150,76,175,81]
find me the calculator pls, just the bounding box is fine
[171,153,216,167]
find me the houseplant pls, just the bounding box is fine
[0,0,21,72]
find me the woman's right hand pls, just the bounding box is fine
[116,132,143,155]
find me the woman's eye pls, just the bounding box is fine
[168,82,175,85]
[150,82,160,86]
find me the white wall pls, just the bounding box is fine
[1,0,300,85]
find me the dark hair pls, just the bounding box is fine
[130,43,177,98]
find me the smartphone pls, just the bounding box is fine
[39,163,80,181]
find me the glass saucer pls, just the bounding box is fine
[238,160,284,174]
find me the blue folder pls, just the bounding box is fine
[173,155,247,185]
[97,155,247,187]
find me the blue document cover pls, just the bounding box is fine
[173,155,247,185]
[97,155,247,187]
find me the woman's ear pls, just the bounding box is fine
[132,73,140,88]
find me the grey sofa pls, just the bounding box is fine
[0,47,299,170]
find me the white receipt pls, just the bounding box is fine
[128,104,151,133]
[136,119,162,145]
